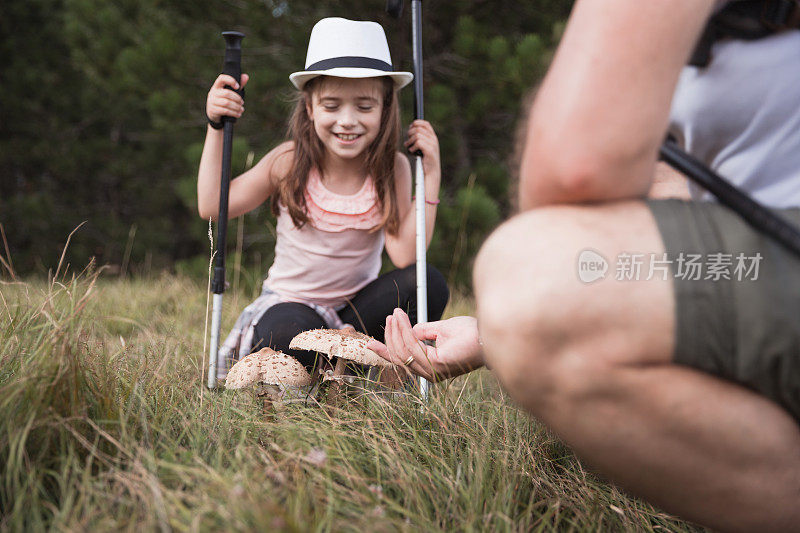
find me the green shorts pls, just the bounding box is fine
[648,199,800,421]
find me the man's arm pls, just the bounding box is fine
[519,0,715,209]
[648,162,690,199]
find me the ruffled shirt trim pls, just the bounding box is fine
[305,168,383,232]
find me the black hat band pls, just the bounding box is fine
[304,56,393,72]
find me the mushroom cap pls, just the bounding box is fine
[259,349,314,386]
[224,351,263,389]
[289,329,392,368]
[224,347,313,390]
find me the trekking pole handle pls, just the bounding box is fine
[411,0,424,122]
[212,31,245,295]
[221,31,245,121]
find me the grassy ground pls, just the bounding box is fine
[0,269,704,532]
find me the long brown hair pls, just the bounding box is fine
[272,76,402,235]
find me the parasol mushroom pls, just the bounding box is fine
[224,347,313,390]
[289,329,393,383]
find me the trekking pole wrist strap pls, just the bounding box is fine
[207,114,224,130]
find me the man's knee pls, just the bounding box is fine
[473,209,595,405]
[472,203,671,413]
[473,207,595,343]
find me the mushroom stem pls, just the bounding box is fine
[332,357,347,378]
[325,357,348,404]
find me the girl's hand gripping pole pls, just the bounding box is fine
[208,31,245,390]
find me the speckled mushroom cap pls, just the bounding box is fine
[224,347,313,389]
[289,329,392,368]
[224,351,263,389]
[259,349,313,386]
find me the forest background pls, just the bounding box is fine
[1,0,572,291]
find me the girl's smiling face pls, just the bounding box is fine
[307,77,385,162]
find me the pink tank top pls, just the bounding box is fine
[264,169,385,308]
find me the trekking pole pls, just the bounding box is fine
[660,139,800,258]
[386,0,431,397]
[208,31,245,390]
[409,0,431,398]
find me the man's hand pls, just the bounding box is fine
[367,308,484,382]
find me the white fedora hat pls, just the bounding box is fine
[289,17,413,90]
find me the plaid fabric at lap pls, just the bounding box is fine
[216,282,345,380]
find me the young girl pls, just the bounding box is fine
[198,17,449,379]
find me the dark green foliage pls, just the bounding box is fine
[0,0,573,289]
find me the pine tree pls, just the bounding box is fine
[0,0,572,290]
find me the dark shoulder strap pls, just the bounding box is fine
[689,0,800,67]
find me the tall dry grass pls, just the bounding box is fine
[0,270,703,532]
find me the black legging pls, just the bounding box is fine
[252,264,449,369]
